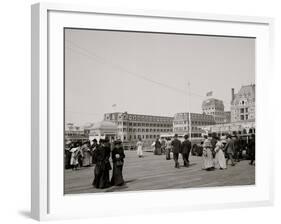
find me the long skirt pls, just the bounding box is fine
[214,150,226,169]
[92,164,111,189]
[70,154,78,166]
[202,148,214,169]
[82,151,92,166]
[65,151,72,169]
[165,148,171,160]
[155,147,161,155]
[137,146,143,157]
[111,163,124,186]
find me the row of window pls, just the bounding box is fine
[117,122,172,128]
[109,114,173,122]
[173,126,203,131]
[203,107,224,111]
[233,100,254,106]
[123,134,160,141]
[233,114,255,121]
[240,108,249,113]
[240,114,250,120]
[65,133,88,137]
[174,121,214,125]
[206,111,226,116]
[118,128,172,133]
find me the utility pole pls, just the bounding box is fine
[188,81,192,140]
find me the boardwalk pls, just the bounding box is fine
[64,151,255,194]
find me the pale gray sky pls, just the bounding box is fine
[65,28,255,125]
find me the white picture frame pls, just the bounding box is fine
[31,2,274,221]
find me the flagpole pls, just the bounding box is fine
[188,82,191,140]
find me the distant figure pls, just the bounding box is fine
[91,139,98,165]
[214,138,226,169]
[181,134,192,167]
[81,141,92,167]
[70,142,82,170]
[211,133,218,158]
[225,135,235,166]
[110,136,115,152]
[92,139,111,189]
[136,138,143,158]
[154,138,162,155]
[202,135,214,171]
[111,140,125,186]
[160,137,167,155]
[165,137,172,160]
[64,142,72,169]
[248,134,255,165]
[171,134,181,168]
[233,134,240,162]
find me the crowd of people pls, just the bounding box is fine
[148,132,255,170]
[65,132,255,189]
[65,137,125,189]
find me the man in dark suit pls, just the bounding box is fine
[225,135,235,166]
[181,134,192,167]
[248,134,255,165]
[231,132,240,162]
[171,134,181,168]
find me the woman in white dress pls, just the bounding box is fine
[70,143,81,170]
[202,136,214,171]
[136,138,143,158]
[214,139,227,169]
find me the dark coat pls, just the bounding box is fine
[181,139,191,154]
[248,138,255,154]
[171,138,181,153]
[225,140,235,155]
[232,137,239,152]
[155,140,161,148]
[111,146,125,186]
[211,138,217,150]
[92,144,111,189]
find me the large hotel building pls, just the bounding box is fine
[173,112,215,137]
[104,112,173,146]
[202,85,255,136]
[88,85,256,146]
[231,84,255,122]
[202,98,231,124]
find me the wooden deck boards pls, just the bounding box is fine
[64,150,255,194]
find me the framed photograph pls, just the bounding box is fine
[31,2,274,221]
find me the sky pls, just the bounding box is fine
[65,28,255,126]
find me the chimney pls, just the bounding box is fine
[231,88,235,102]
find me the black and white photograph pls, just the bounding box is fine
[64,28,256,194]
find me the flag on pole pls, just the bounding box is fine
[206,91,213,97]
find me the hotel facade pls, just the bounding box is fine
[231,84,255,123]
[202,98,231,124]
[173,112,215,137]
[104,112,173,146]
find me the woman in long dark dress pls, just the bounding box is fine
[92,139,111,189]
[111,140,125,186]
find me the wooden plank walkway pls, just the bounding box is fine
[64,150,255,194]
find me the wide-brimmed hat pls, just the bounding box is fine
[114,140,122,145]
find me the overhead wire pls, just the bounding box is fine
[65,39,232,108]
